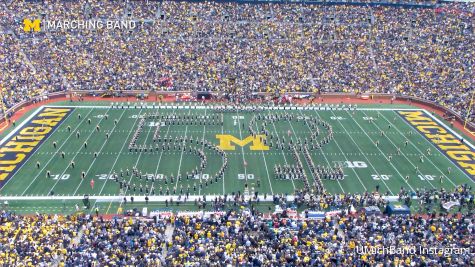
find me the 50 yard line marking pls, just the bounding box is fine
[72,109,127,195]
[20,108,93,196]
[252,115,273,195]
[235,108,249,184]
[221,112,225,195]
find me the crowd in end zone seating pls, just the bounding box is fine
[0,1,474,123]
[0,206,474,266]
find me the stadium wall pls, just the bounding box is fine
[0,91,474,136]
[395,95,474,131]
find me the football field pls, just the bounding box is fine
[0,102,474,208]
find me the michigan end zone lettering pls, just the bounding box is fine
[0,108,72,187]
[399,111,475,178]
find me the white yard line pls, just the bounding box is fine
[423,110,475,150]
[265,114,296,190]
[252,117,274,195]
[152,109,176,187]
[198,106,207,196]
[90,109,144,212]
[19,108,93,195]
[423,111,475,184]
[0,106,45,145]
[358,110,436,189]
[71,109,127,195]
[118,108,156,204]
[47,106,113,195]
[341,109,413,193]
[1,107,72,192]
[235,108,248,183]
[293,110,346,193]
[44,105,111,109]
[174,107,193,190]
[392,111,475,186]
[117,108,175,208]
[381,111,452,187]
[221,111,226,195]
[318,109,389,193]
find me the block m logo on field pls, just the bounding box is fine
[23,19,41,32]
[216,134,269,151]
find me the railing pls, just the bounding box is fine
[1,90,473,133]
[395,95,475,132]
[0,91,66,121]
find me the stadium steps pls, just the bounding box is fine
[49,228,84,266]
[43,227,86,266]
[4,26,73,90]
[2,29,37,73]
[70,228,85,248]
[162,224,175,257]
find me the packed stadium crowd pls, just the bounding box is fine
[1,1,474,265]
[0,211,168,266]
[0,0,474,123]
[1,207,474,266]
[167,210,475,266]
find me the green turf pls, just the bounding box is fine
[0,103,474,212]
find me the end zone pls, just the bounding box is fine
[398,110,475,180]
[0,107,73,187]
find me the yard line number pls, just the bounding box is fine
[418,174,436,181]
[371,174,392,180]
[345,161,367,168]
[238,174,255,180]
[51,174,70,180]
[330,116,345,120]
